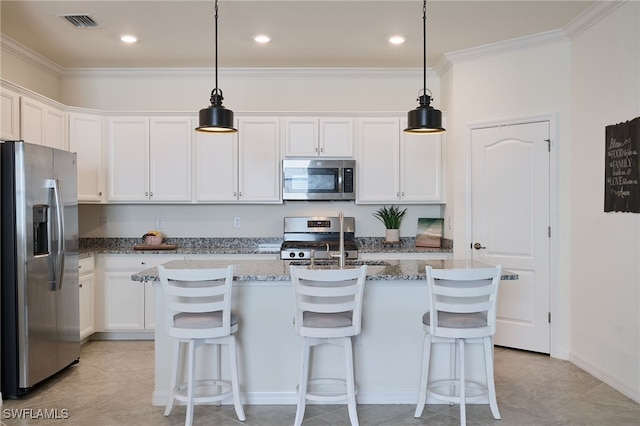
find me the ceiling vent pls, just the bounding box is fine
[59,14,100,28]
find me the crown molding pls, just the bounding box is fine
[0,35,63,78]
[435,1,627,76]
[562,0,626,40]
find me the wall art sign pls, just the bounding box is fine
[604,116,640,213]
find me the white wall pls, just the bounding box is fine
[568,1,640,402]
[441,41,573,357]
[78,203,443,239]
[0,43,61,101]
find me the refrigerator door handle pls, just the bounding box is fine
[47,178,66,290]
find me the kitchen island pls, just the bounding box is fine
[132,259,516,407]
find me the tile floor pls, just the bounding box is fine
[1,341,638,425]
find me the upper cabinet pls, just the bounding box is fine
[20,97,67,150]
[195,117,281,203]
[69,112,104,203]
[356,117,443,204]
[1,88,20,140]
[284,117,353,158]
[107,116,192,202]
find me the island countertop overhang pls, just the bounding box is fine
[131,258,518,282]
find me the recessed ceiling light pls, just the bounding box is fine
[389,35,406,45]
[254,34,271,44]
[120,35,138,44]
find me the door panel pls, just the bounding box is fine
[471,121,550,353]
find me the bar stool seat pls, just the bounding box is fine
[290,265,367,426]
[415,265,502,426]
[158,265,245,426]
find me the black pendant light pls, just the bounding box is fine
[404,0,445,134]
[196,0,237,133]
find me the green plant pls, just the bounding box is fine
[372,205,407,229]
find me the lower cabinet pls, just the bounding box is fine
[79,256,95,340]
[99,254,181,335]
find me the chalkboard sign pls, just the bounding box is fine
[604,117,640,213]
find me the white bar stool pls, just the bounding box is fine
[157,265,245,426]
[415,265,502,426]
[290,265,367,426]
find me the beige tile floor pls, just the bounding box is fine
[1,341,639,425]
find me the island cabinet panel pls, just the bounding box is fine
[20,96,67,151]
[99,254,181,337]
[69,112,104,202]
[356,117,444,204]
[107,116,192,203]
[1,87,20,140]
[284,117,353,158]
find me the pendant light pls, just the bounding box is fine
[404,0,445,134]
[196,0,237,133]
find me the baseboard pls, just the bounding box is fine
[89,331,154,341]
[569,352,640,403]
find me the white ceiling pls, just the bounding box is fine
[0,0,594,69]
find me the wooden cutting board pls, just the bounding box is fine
[133,244,178,250]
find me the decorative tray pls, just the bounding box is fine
[133,244,178,250]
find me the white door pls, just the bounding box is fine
[471,121,551,353]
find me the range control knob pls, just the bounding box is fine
[298,252,305,258]
[289,252,296,258]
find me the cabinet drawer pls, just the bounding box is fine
[79,256,95,275]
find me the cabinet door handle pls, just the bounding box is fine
[145,191,148,197]
[315,147,318,153]
[79,283,83,288]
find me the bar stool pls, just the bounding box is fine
[289,265,367,426]
[157,265,245,426]
[415,265,502,426]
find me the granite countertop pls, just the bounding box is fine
[79,237,453,257]
[131,258,518,282]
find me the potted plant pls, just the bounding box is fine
[373,205,407,242]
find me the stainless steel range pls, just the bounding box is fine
[280,216,358,260]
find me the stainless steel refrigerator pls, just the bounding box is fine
[1,140,80,398]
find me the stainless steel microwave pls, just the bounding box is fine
[282,159,355,201]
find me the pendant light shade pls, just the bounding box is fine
[196,0,237,133]
[404,0,445,134]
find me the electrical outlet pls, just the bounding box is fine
[233,216,241,228]
[100,217,108,230]
[155,217,164,229]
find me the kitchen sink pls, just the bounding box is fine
[289,259,390,267]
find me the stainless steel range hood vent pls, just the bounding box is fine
[59,14,100,28]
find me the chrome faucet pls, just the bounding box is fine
[328,212,346,269]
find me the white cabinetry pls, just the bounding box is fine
[1,88,20,140]
[194,117,281,203]
[78,256,95,340]
[356,117,443,204]
[69,112,104,202]
[100,254,180,335]
[284,117,353,157]
[20,97,66,150]
[107,116,192,202]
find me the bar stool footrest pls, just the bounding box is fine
[173,379,233,404]
[302,378,357,403]
[428,379,488,403]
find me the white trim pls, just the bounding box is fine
[563,0,627,40]
[465,113,559,358]
[570,352,640,403]
[0,35,63,78]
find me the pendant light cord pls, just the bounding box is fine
[422,0,427,96]
[214,0,219,95]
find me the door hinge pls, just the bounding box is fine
[545,138,551,152]
[548,312,551,323]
